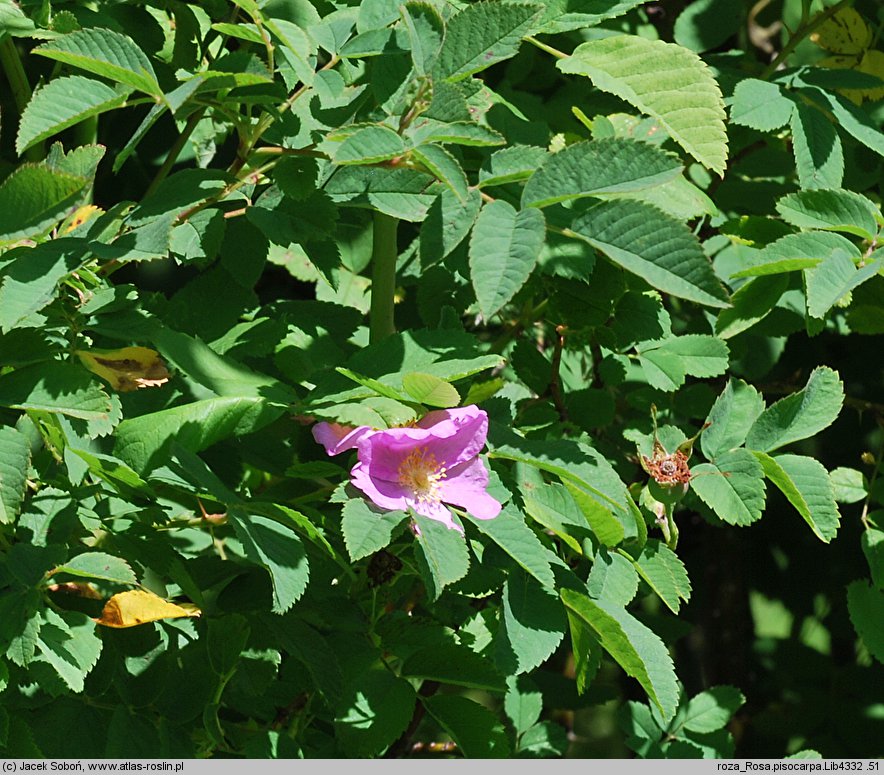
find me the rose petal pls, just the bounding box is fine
[313,422,373,456]
[438,458,502,520]
[411,499,463,532]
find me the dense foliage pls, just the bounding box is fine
[0,0,882,759]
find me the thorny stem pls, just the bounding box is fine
[370,211,399,344]
[760,0,853,79]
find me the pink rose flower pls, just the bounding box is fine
[313,406,501,532]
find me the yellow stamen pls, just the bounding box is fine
[398,447,447,504]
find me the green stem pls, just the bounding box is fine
[665,503,679,550]
[0,36,42,161]
[144,107,206,198]
[760,0,853,79]
[369,211,399,344]
[525,36,568,60]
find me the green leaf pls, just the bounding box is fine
[587,548,639,606]
[34,28,161,96]
[469,200,546,318]
[673,0,743,53]
[0,165,88,244]
[861,528,884,590]
[410,119,506,148]
[805,250,883,319]
[325,166,437,222]
[230,511,310,614]
[729,79,793,131]
[830,467,866,504]
[636,335,729,391]
[731,231,860,279]
[776,189,879,240]
[401,2,444,76]
[745,366,844,453]
[410,144,469,202]
[414,514,470,600]
[505,675,543,736]
[400,644,506,691]
[846,580,884,664]
[0,426,30,525]
[35,609,102,693]
[570,200,730,309]
[538,0,645,34]
[335,668,416,757]
[422,695,511,757]
[53,553,137,586]
[715,275,789,339]
[702,379,765,461]
[0,361,112,421]
[564,480,626,547]
[561,588,679,721]
[479,145,548,188]
[401,372,460,408]
[681,686,745,733]
[809,88,884,159]
[340,499,408,562]
[520,480,586,554]
[0,239,88,331]
[420,186,482,266]
[114,397,283,473]
[332,125,406,165]
[436,1,541,82]
[500,570,567,673]
[470,506,556,588]
[559,36,728,174]
[521,138,682,208]
[17,76,130,155]
[631,540,692,615]
[690,449,766,526]
[790,102,844,190]
[753,452,841,542]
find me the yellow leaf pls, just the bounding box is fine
[76,346,170,392]
[94,590,200,628]
[810,8,872,55]
[62,204,102,234]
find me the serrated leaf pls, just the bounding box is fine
[521,480,586,554]
[830,467,866,504]
[333,125,406,165]
[521,138,682,208]
[505,674,543,735]
[561,588,679,721]
[776,189,879,240]
[673,0,742,53]
[805,250,882,319]
[34,28,161,96]
[94,590,198,628]
[402,2,444,76]
[470,506,556,588]
[335,668,416,757]
[414,513,470,600]
[423,694,511,757]
[715,274,789,339]
[401,372,460,408]
[0,165,88,244]
[500,570,567,674]
[230,512,309,614]
[746,366,844,453]
[538,0,645,34]
[570,199,730,309]
[340,499,408,562]
[811,7,871,55]
[790,102,844,190]
[588,548,639,606]
[325,166,437,222]
[808,88,884,159]
[54,553,137,586]
[114,397,284,473]
[681,686,745,733]
[479,145,548,188]
[420,186,482,266]
[400,644,506,691]
[731,231,860,279]
[410,119,506,147]
[729,79,793,131]
[862,528,884,590]
[559,36,728,174]
[0,426,30,525]
[702,379,765,460]
[636,335,729,391]
[631,540,691,614]
[436,1,541,82]
[691,449,766,526]
[753,452,841,542]
[0,361,112,421]
[36,609,102,692]
[469,200,546,318]
[17,76,130,155]
[410,144,469,202]
[564,480,626,547]
[846,580,884,664]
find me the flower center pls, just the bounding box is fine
[398,446,446,503]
